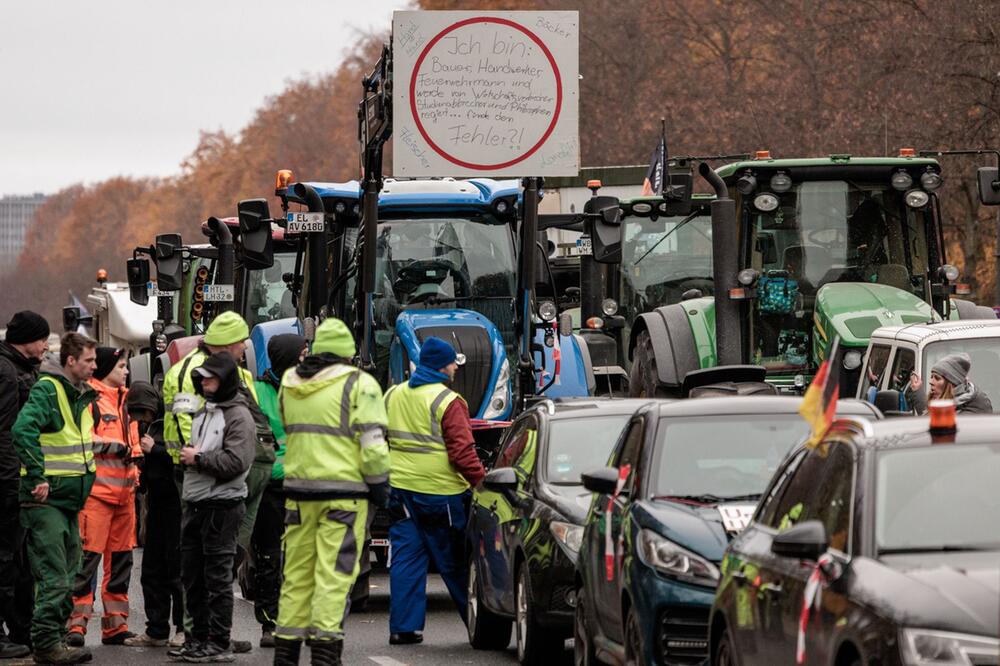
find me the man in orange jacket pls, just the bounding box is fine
[66,347,141,646]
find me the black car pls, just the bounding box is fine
[574,397,881,666]
[710,412,1000,666]
[466,398,655,664]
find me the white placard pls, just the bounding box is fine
[147,282,171,297]
[393,10,579,177]
[201,285,235,302]
[718,504,757,534]
[286,211,325,234]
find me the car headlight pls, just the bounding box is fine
[482,358,510,419]
[842,349,863,370]
[900,628,999,665]
[550,521,583,558]
[636,529,720,588]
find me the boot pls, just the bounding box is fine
[272,637,302,666]
[32,644,92,665]
[309,639,342,666]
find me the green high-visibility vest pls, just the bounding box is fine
[281,364,389,496]
[21,376,96,477]
[385,382,466,495]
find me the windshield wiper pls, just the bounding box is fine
[654,493,760,505]
[423,295,515,304]
[878,545,999,555]
[634,210,703,266]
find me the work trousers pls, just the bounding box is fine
[0,479,33,646]
[181,500,244,647]
[388,488,470,634]
[275,497,368,642]
[21,503,81,651]
[237,461,272,554]
[140,477,183,640]
[250,482,283,630]
[68,496,136,639]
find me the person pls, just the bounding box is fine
[906,352,993,414]
[384,336,485,645]
[0,310,49,659]
[246,334,306,649]
[161,311,271,653]
[273,318,390,666]
[66,348,141,647]
[122,382,185,648]
[12,332,98,665]
[172,352,255,663]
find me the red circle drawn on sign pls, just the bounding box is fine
[409,17,563,171]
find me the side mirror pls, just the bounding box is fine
[771,519,828,561]
[62,306,91,333]
[558,312,573,338]
[586,195,622,264]
[237,198,275,270]
[662,164,694,217]
[581,467,621,494]
[153,234,184,291]
[126,258,150,306]
[977,166,1000,206]
[483,466,519,493]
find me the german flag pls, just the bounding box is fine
[798,336,840,449]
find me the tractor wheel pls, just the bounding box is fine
[629,331,670,398]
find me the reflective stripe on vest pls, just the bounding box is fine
[20,377,96,477]
[385,382,466,494]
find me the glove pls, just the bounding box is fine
[368,481,391,509]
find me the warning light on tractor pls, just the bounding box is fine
[96,269,108,284]
[275,169,294,191]
[754,150,771,160]
[898,147,916,157]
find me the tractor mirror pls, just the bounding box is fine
[126,258,150,306]
[153,234,184,291]
[62,306,81,333]
[237,198,275,270]
[977,166,1000,206]
[586,195,622,264]
[662,164,694,217]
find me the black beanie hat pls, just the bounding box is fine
[267,334,307,382]
[126,381,162,417]
[5,311,50,345]
[93,347,122,381]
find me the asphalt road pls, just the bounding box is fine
[9,549,572,665]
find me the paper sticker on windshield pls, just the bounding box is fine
[718,504,756,533]
[171,393,200,415]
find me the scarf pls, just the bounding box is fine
[409,365,450,388]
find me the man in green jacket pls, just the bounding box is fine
[13,333,98,665]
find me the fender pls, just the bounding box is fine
[951,298,997,320]
[628,304,702,388]
[532,329,591,398]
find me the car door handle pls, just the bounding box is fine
[760,582,783,595]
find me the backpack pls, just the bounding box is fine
[757,274,799,315]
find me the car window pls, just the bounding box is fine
[496,415,539,480]
[757,449,807,527]
[759,448,828,531]
[811,442,855,554]
[545,414,632,485]
[924,339,1000,414]
[614,418,644,494]
[889,348,915,394]
[860,344,891,397]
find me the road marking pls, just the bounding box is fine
[370,657,409,666]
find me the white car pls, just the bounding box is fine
[857,319,1000,413]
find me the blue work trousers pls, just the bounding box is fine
[388,487,470,633]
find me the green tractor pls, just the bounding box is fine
[581,150,1000,397]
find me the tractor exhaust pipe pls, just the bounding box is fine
[699,162,741,366]
[206,216,234,314]
[292,183,328,321]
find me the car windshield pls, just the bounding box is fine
[545,414,633,485]
[750,180,931,373]
[620,211,714,323]
[244,251,297,328]
[922,339,1000,414]
[876,444,1000,553]
[650,414,811,499]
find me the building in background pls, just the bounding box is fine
[0,193,46,272]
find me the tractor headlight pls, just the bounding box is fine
[601,298,619,316]
[334,200,347,214]
[736,172,757,196]
[900,628,999,666]
[753,193,780,212]
[482,358,510,420]
[920,169,943,191]
[538,301,557,322]
[737,268,759,286]
[939,264,960,282]
[770,172,792,193]
[637,529,719,588]
[631,202,653,215]
[905,189,930,209]
[842,350,863,371]
[892,170,914,191]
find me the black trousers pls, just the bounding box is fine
[250,483,283,631]
[181,500,244,646]
[141,478,184,640]
[0,478,33,646]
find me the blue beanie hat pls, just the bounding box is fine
[418,337,456,370]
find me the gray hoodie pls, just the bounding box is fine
[183,392,256,503]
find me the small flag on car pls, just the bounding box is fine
[798,336,841,449]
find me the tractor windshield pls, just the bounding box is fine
[244,251,297,328]
[749,180,930,371]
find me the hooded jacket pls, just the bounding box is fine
[906,381,994,415]
[88,377,142,505]
[254,333,306,482]
[12,356,97,511]
[0,340,40,481]
[183,353,255,503]
[127,382,172,491]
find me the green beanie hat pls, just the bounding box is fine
[203,311,250,346]
[312,318,356,358]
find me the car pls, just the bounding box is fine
[858,319,1000,413]
[466,398,656,664]
[574,396,882,666]
[710,407,1000,666]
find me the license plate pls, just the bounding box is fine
[718,504,756,533]
[201,285,235,302]
[147,282,170,297]
[286,212,324,233]
[370,539,390,547]
[575,236,592,256]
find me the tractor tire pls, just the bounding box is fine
[953,298,997,320]
[629,331,670,398]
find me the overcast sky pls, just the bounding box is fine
[0,0,410,197]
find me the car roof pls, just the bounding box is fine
[870,319,1000,345]
[652,395,880,418]
[829,413,1000,451]
[542,397,661,421]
